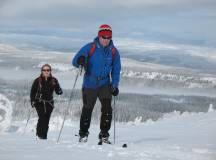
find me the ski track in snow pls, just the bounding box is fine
[0,110,216,160]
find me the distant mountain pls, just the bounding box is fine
[0,43,216,96]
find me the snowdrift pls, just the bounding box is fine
[0,93,12,133]
[0,106,215,160]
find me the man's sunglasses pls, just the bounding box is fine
[102,36,111,40]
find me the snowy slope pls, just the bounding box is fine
[0,106,215,160]
[1,43,216,96]
[0,94,12,133]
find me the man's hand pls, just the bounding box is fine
[77,55,88,71]
[77,56,86,66]
[111,86,119,96]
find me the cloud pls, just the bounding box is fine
[0,0,216,47]
[1,0,215,21]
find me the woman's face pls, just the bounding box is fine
[42,66,51,78]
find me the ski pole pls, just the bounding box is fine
[23,108,34,135]
[57,67,81,143]
[113,96,116,144]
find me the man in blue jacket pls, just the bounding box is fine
[72,24,121,143]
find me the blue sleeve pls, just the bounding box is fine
[72,43,91,68]
[111,49,121,87]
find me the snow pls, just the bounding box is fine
[1,42,216,96]
[116,38,180,52]
[0,42,216,159]
[0,98,216,160]
[115,38,216,62]
[14,66,21,71]
[161,98,184,104]
[208,104,214,112]
[0,94,12,133]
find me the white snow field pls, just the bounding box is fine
[0,43,216,160]
[0,94,12,133]
[0,97,216,160]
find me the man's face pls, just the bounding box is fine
[99,36,111,47]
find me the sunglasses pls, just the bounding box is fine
[101,35,111,40]
[42,69,51,72]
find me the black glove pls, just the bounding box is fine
[31,101,36,108]
[56,88,63,95]
[77,56,86,66]
[53,79,63,95]
[111,86,119,96]
[77,55,88,71]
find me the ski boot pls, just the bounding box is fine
[78,131,89,143]
[98,131,111,145]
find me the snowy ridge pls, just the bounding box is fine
[161,104,215,121]
[127,104,215,126]
[0,94,12,133]
[1,104,215,160]
[12,104,216,133]
[1,42,216,91]
[116,38,216,61]
[121,70,216,88]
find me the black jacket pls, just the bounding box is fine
[30,75,63,102]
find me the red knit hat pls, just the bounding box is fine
[98,24,112,39]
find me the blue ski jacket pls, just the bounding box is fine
[72,37,121,89]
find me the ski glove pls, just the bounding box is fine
[77,55,86,66]
[77,55,88,71]
[111,86,119,96]
[56,88,63,95]
[52,79,63,95]
[31,101,36,108]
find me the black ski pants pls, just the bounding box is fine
[79,85,112,136]
[35,101,53,138]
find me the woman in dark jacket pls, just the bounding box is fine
[30,64,63,139]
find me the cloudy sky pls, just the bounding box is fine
[0,0,216,50]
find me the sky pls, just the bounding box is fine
[0,0,216,72]
[0,0,216,50]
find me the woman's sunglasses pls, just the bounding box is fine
[42,69,51,72]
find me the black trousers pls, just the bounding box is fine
[80,85,112,136]
[35,101,53,138]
